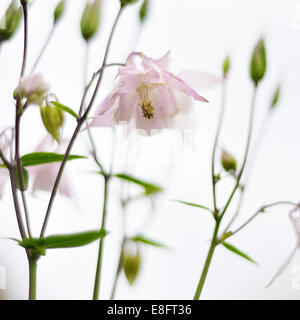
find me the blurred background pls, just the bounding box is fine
[0,0,300,299]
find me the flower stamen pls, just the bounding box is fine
[141,101,154,119]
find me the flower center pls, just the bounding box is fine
[138,84,154,119]
[141,102,154,119]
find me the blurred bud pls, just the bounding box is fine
[0,0,22,42]
[139,0,148,22]
[40,102,64,142]
[270,86,280,110]
[250,38,267,86]
[123,243,141,285]
[120,0,139,8]
[16,166,29,191]
[221,149,237,173]
[54,0,65,24]
[223,55,231,77]
[17,74,50,105]
[80,0,101,41]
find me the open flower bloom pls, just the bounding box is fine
[28,138,72,197]
[17,73,50,105]
[89,52,210,135]
[266,209,300,287]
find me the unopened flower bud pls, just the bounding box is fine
[123,243,141,285]
[223,55,231,77]
[40,102,64,142]
[270,86,280,111]
[54,0,65,24]
[221,149,237,173]
[80,0,100,41]
[139,0,148,22]
[120,0,139,8]
[0,0,22,42]
[250,38,267,86]
[18,74,50,105]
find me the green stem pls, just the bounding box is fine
[28,257,37,300]
[110,238,125,300]
[93,175,110,300]
[193,220,220,300]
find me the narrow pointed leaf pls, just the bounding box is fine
[174,200,212,213]
[50,101,78,119]
[131,235,167,248]
[20,152,86,167]
[114,173,163,195]
[222,242,257,264]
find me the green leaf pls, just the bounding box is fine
[222,242,257,264]
[16,166,29,191]
[270,86,280,110]
[173,200,212,213]
[19,229,107,253]
[20,152,86,167]
[42,229,107,249]
[114,173,163,195]
[50,101,78,119]
[131,235,167,248]
[223,55,231,77]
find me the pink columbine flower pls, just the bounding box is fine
[18,73,50,105]
[89,52,209,135]
[28,138,72,197]
[266,209,300,287]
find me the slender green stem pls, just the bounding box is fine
[30,25,56,74]
[39,7,123,237]
[93,175,110,300]
[211,80,228,213]
[28,257,37,300]
[193,219,220,300]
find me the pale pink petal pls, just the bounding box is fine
[179,70,224,92]
[32,165,56,193]
[89,103,117,127]
[164,71,209,102]
[265,245,298,288]
[59,174,72,198]
[153,51,171,69]
[151,86,179,117]
[117,73,142,93]
[135,105,167,135]
[125,52,142,67]
[114,91,139,123]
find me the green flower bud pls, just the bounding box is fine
[270,86,280,110]
[139,0,148,22]
[221,149,237,173]
[54,0,65,23]
[120,0,139,8]
[40,102,64,142]
[16,166,29,191]
[223,55,231,77]
[123,244,141,285]
[80,0,101,41]
[0,1,22,42]
[250,38,267,86]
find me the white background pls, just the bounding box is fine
[0,0,300,299]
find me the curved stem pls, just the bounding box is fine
[20,1,28,78]
[219,86,258,220]
[39,6,124,238]
[211,80,228,213]
[193,219,220,300]
[30,25,55,74]
[110,238,125,300]
[93,175,110,300]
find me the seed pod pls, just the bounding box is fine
[221,149,237,173]
[223,55,231,77]
[270,86,280,111]
[139,0,148,22]
[123,243,141,285]
[120,0,139,8]
[54,0,65,23]
[0,1,22,42]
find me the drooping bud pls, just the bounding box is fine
[221,149,237,173]
[223,55,231,77]
[270,86,280,111]
[17,74,50,105]
[0,0,22,42]
[123,243,141,285]
[40,102,64,142]
[54,0,65,24]
[16,166,29,191]
[250,38,267,86]
[80,0,100,41]
[139,0,148,22]
[120,0,139,8]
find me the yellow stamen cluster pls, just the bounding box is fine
[141,101,154,119]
